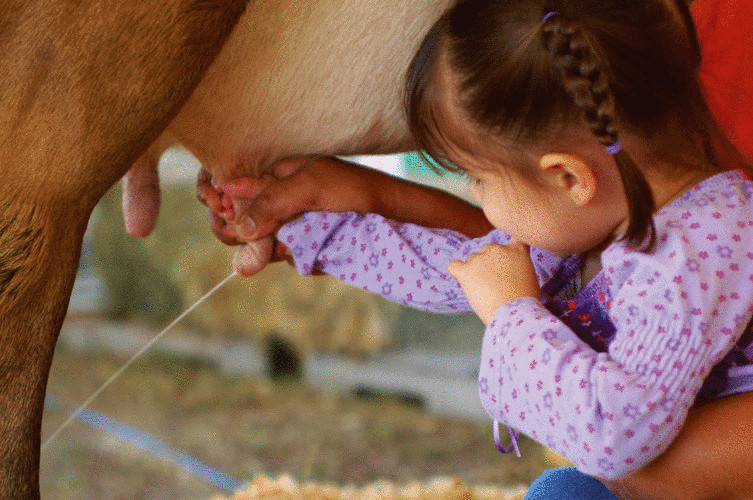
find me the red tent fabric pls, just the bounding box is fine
[693,0,753,159]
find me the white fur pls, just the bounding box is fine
[157,0,452,182]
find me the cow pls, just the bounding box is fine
[0,1,451,496]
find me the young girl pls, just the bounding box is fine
[203,0,753,494]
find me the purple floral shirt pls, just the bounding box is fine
[277,170,753,479]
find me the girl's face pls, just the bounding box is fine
[464,165,572,254]
[464,160,623,256]
[459,117,650,258]
[431,45,629,255]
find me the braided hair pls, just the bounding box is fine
[405,0,740,251]
[540,10,655,249]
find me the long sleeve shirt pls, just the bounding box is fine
[276,170,753,479]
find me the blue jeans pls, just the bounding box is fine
[525,467,618,500]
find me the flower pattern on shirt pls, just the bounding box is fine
[276,170,753,479]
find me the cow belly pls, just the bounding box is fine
[160,0,451,183]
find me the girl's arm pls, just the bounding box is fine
[473,287,742,480]
[456,229,753,479]
[616,1,753,495]
[199,156,493,246]
[277,210,509,313]
[277,210,567,314]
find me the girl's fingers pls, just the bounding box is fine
[220,193,235,221]
[232,237,274,276]
[197,171,223,213]
[447,259,467,281]
[221,175,275,199]
[209,211,241,246]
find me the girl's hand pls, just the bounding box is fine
[219,156,383,242]
[196,169,288,276]
[196,157,377,276]
[448,241,540,325]
[196,168,246,246]
[198,155,494,245]
[196,155,494,275]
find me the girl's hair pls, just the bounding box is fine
[405,0,751,251]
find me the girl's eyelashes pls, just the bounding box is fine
[459,169,485,191]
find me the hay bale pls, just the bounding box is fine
[173,239,399,357]
[93,182,399,357]
[213,475,528,500]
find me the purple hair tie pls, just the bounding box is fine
[605,140,623,155]
[542,11,560,24]
[492,420,521,457]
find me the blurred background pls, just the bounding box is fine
[40,150,549,499]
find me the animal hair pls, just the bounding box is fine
[0,205,43,302]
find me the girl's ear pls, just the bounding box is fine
[538,153,597,207]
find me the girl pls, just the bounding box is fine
[203,0,753,496]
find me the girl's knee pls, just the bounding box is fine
[525,467,617,500]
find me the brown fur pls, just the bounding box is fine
[0,1,247,496]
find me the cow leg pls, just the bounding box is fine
[0,1,247,496]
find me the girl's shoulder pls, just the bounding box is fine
[602,170,753,289]
[600,170,753,351]
[667,169,753,208]
[655,169,753,239]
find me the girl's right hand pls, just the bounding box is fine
[197,154,494,274]
[219,156,383,242]
[196,156,380,275]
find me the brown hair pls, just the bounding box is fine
[405,0,750,251]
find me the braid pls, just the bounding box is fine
[542,13,656,251]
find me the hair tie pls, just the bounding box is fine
[542,11,560,24]
[605,140,623,155]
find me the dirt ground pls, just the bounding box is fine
[40,320,550,499]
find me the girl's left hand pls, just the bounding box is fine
[448,241,540,325]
